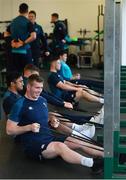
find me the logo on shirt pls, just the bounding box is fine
[43,102,47,108]
[28,106,33,110]
[35,28,38,32]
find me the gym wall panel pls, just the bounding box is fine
[0,0,13,32]
[0,0,13,20]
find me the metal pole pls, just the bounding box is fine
[114,0,121,152]
[114,2,121,130]
[113,1,121,172]
[104,0,115,178]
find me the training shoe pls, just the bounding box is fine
[90,106,104,124]
[80,123,95,138]
[72,130,90,140]
[91,157,104,175]
[90,114,103,125]
[72,124,95,139]
[98,105,104,115]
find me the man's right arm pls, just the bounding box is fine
[6,119,40,135]
[23,31,36,45]
[41,91,73,109]
[22,21,36,44]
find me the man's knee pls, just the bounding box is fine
[53,142,68,154]
[75,89,83,98]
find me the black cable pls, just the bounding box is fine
[72,106,99,114]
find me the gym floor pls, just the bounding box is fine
[0,67,104,179]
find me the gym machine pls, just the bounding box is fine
[76,28,93,68]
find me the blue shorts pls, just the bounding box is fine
[24,136,67,161]
[61,91,76,102]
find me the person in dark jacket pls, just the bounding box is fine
[50,13,67,51]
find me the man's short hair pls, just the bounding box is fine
[58,50,67,56]
[24,64,40,74]
[19,3,28,14]
[48,54,60,63]
[6,72,22,87]
[27,74,44,85]
[51,13,59,19]
[29,10,36,17]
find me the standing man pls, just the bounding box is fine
[9,3,36,73]
[28,10,50,67]
[50,13,68,51]
[3,26,13,73]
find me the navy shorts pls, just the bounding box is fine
[24,136,67,161]
[61,91,76,102]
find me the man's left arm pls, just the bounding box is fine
[65,80,78,87]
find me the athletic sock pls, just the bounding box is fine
[81,157,93,167]
[99,98,104,104]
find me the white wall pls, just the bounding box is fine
[0,0,104,38]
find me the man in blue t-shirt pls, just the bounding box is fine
[3,72,23,118]
[58,51,73,80]
[28,10,50,67]
[22,64,73,109]
[48,55,104,104]
[22,64,104,125]
[58,51,104,93]
[9,3,36,73]
[6,74,103,173]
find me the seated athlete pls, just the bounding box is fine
[6,74,104,174]
[23,64,104,125]
[3,72,24,118]
[58,51,80,80]
[22,64,73,109]
[58,51,104,93]
[2,71,98,141]
[48,54,104,104]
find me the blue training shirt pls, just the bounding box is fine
[9,96,54,149]
[30,22,48,56]
[58,60,73,80]
[3,90,21,115]
[10,15,34,54]
[48,72,64,98]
